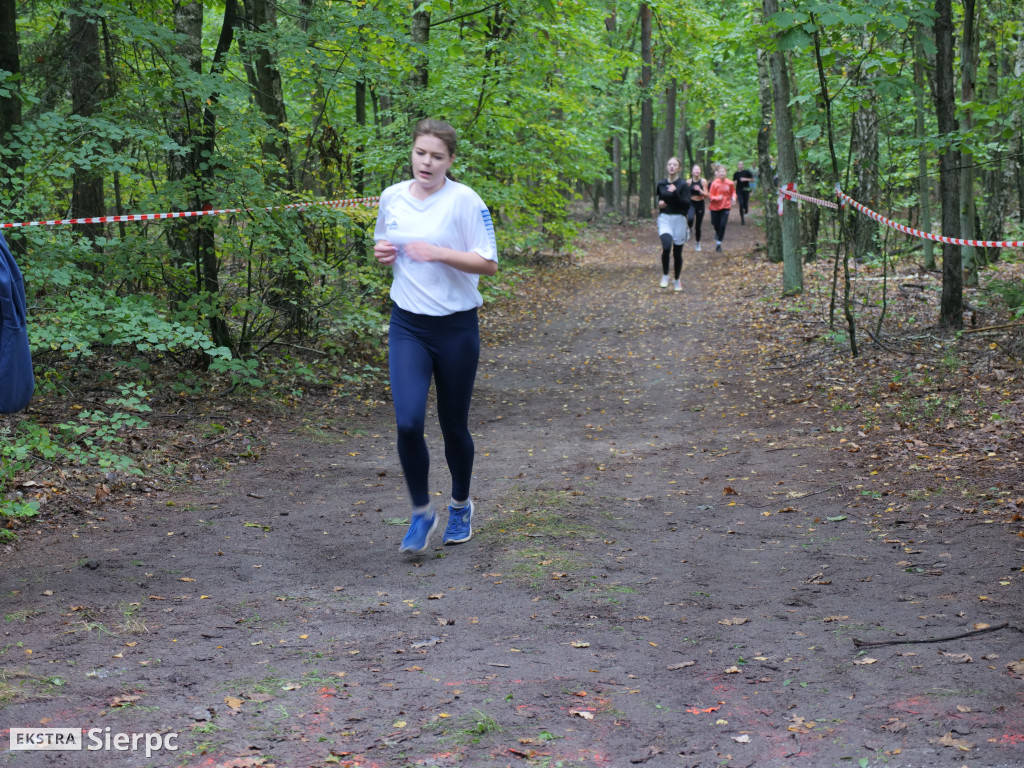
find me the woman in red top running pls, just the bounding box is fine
[708,164,736,252]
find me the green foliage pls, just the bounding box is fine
[0,384,157,532]
[985,279,1024,315]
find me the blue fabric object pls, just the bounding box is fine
[0,233,34,414]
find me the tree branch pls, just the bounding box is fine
[852,621,1015,648]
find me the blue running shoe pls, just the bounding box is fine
[400,510,437,554]
[443,501,474,545]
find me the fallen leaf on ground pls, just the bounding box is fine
[724,665,741,674]
[685,705,720,714]
[570,640,590,648]
[224,696,244,709]
[569,709,594,720]
[881,717,908,733]
[411,637,441,649]
[822,615,849,622]
[718,617,749,626]
[937,732,973,750]
[854,657,878,665]
[732,734,751,743]
[1007,659,1024,675]
[939,652,972,664]
[668,661,695,670]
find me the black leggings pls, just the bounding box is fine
[689,200,705,243]
[737,190,750,220]
[711,208,731,243]
[660,234,683,279]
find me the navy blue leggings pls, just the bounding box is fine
[389,305,479,508]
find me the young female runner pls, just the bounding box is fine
[373,119,498,554]
[655,156,691,291]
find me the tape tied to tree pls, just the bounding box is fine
[775,183,1023,250]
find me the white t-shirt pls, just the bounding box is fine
[373,178,498,316]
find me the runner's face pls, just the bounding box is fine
[666,158,680,176]
[411,135,454,193]
[692,165,701,179]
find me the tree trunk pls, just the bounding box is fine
[69,1,106,246]
[959,0,978,285]
[408,0,430,120]
[612,134,623,218]
[1012,23,1024,225]
[99,18,128,241]
[637,3,654,219]
[354,80,366,194]
[979,33,1009,265]
[626,104,634,218]
[246,0,294,188]
[678,92,692,168]
[914,26,935,269]
[703,119,716,171]
[934,0,963,328]
[169,0,204,275]
[0,0,22,190]
[764,0,802,294]
[662,78,677,171]
[756,48,782,264]
[849,76,879,260]
[193,0,241,355]
[244,0,304,332]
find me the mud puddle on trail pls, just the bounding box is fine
[3,220,1024,768]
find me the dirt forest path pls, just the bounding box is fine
[4,219,1024,768]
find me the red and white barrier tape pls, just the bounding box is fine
[0,196,380,230]
[776,183,794,216]
[777,182,1022,249]
[834,186,1023,248]
[778,184,839,211]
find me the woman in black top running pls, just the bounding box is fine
[687,165,709,252]
[656,157,691,292]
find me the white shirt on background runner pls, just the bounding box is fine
[373,178,498,316]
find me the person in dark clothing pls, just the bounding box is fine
[733,162,754,224]
[0,233,34,414]
[655,156,691,292]
[687,164,709,252]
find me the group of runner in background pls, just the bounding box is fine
[654,157,755,288]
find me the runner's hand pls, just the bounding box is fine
[374,240,398,265]
[404,241,439,263]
